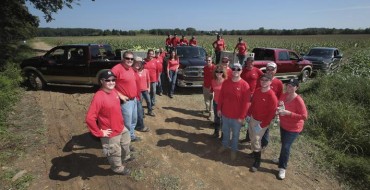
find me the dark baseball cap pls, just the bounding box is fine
[99,70,116,80]
[287,79,299,87]
[260,73,273,81]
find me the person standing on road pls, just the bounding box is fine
[165,34,172,52]
[171,33,180,48]
[167,50,180,98]
[210,64,227,138]
[212,34,226,64]
[180,35,189,46]
[217,63,251,161]
[239,56,263,144]
[248,73,278,172]
[189,36,197,46]
[233,37,248,65]
[276,79,308,180]
[155,48,166,96]
[85,70,132,175]
[111,51,141,142]
[144,49,159,108]
[203,56,216,120]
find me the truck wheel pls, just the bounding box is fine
[27,71,45,90]
[300,70,310,83]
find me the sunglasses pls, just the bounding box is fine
[231,68,241,71]
[266,68,275,71]
[104,79,116,82]
[215,70,223,73]
[124,57,134,61]
[206,60,212,61]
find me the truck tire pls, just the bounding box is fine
[299,69,310,83]
[27,71,45,90]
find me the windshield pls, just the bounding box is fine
[307,49,333,58]
[176,47,204,58]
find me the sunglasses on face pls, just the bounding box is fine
[104,79,116,82]
[266,68,275,71]
[207,60,212,62]
[215,70,223,73]
[231,68,241,71]
[124,57,134,61]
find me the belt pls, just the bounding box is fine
[127,97,135,101]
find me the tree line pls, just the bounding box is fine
[37,27,370,37]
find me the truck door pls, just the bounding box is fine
[276,51,293,73]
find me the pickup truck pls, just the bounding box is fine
[252,48,313,82]
[172,46,207,87]
[21,44,121,90]
[303,47,342,74]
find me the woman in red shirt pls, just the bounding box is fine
[233,37,248,65]
[210,65,227,138]
[167,50,180,98]
[276,79,308,180]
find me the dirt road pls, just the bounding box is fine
[6,42,342,189]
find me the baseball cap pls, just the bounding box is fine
[246,57,254,62]
[233,63,242,69]
[260,73,273,81]
[99,70,116,80]
[266,62,277,69]
[287,79,299,87]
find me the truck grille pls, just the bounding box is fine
[184,66,204,77]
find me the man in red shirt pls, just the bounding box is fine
[189,36,197,46]
[247,73,278,172]
[221,56,232,78]
[233,37,248,65]
[212,34,226,64]
[179,35,189,46]
[165,34,172,52]
[111,51,141,142]
[217,63,251,160]
[171,33,180,48]
[155,48,166,96]
[203,56,215,120]
[144,49,159,110]
[85,70,132,175]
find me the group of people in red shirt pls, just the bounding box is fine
[165,33,197,52]
[202,56,308,180]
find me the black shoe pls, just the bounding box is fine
[123,156,136,163]
[169,94,173,98]
[159,92,163,96]
[117,167,131,175]
[138,127,150,132]
[148,112,155,117]
[131,137,141,142]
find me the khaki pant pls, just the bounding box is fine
[100,127,131,173]
[248,117,268,152]
[202,86,214,118]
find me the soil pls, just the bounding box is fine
[3,42,342,190]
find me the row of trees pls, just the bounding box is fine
[37,27,370,37]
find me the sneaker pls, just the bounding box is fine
[117,167,131,175]
[278,168,286,180]
[158,92,163,96]
[148,112,156,117]
[231,151,237,161]
[138,127,150,132]
[169,95,173,98]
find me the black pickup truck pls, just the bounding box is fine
[21,44,121,90]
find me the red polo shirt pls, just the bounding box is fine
[203,64,215,88]
[241,67,263,94]
[111,63,139,99]
[144,58,159,82]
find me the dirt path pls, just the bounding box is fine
[6,42,342,189]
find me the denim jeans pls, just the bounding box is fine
[237,54,246,66]
[141,91,152,113]
[278,127,299,169]
[168,70,178,95]
[215,50,221,64]
[121,99,138,140]
[262,128,269,148]
[157,72,164,93]
[136,99,145,131]
[213,101,221,129]
[150,82,157,106]
[221,115,242,151]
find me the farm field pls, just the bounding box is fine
[2,35,370,189]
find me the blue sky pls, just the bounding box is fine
[27,0,370,30]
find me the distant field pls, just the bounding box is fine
[37,34,370,56]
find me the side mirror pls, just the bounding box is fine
[334,55,343,59]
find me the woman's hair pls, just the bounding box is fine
[133,57,144,71]
[213,64,227,79]
[169,50,178,60]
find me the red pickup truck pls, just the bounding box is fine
[252,48,312,82]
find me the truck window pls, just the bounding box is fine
[45,48,65,61]
[278,51,289,61]
[91,46,109,60]
[289,52,299,60]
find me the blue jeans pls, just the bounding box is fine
[221,115,242,151]
[213,101,221,130]
[121,99,138,140]
[157,72,164,93]
[149,82,156,106]
[136,99,145,131]
[278,127,299,169]
[168,70,178,96]
[262,128,269,148]
[237,54,246,66]
[141,91,152,113]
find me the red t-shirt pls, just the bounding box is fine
[211,79,224,104]
[279,93,308,133]
[189,39,197,46]
[167,58,180,71]
[235,42,247,55]
[212,39,225,51]
[155,57,163,73]
[137,69,150,91]
[111,63,139,99]
[203,64,215,88]
[218,78,251,119]
[85,89,124,138]
[171,37,180,47]
[165,37,171,46]
[144,58,159,82]
[180,38,189,46]
[248,88,278,127]
[241,67,263,94]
